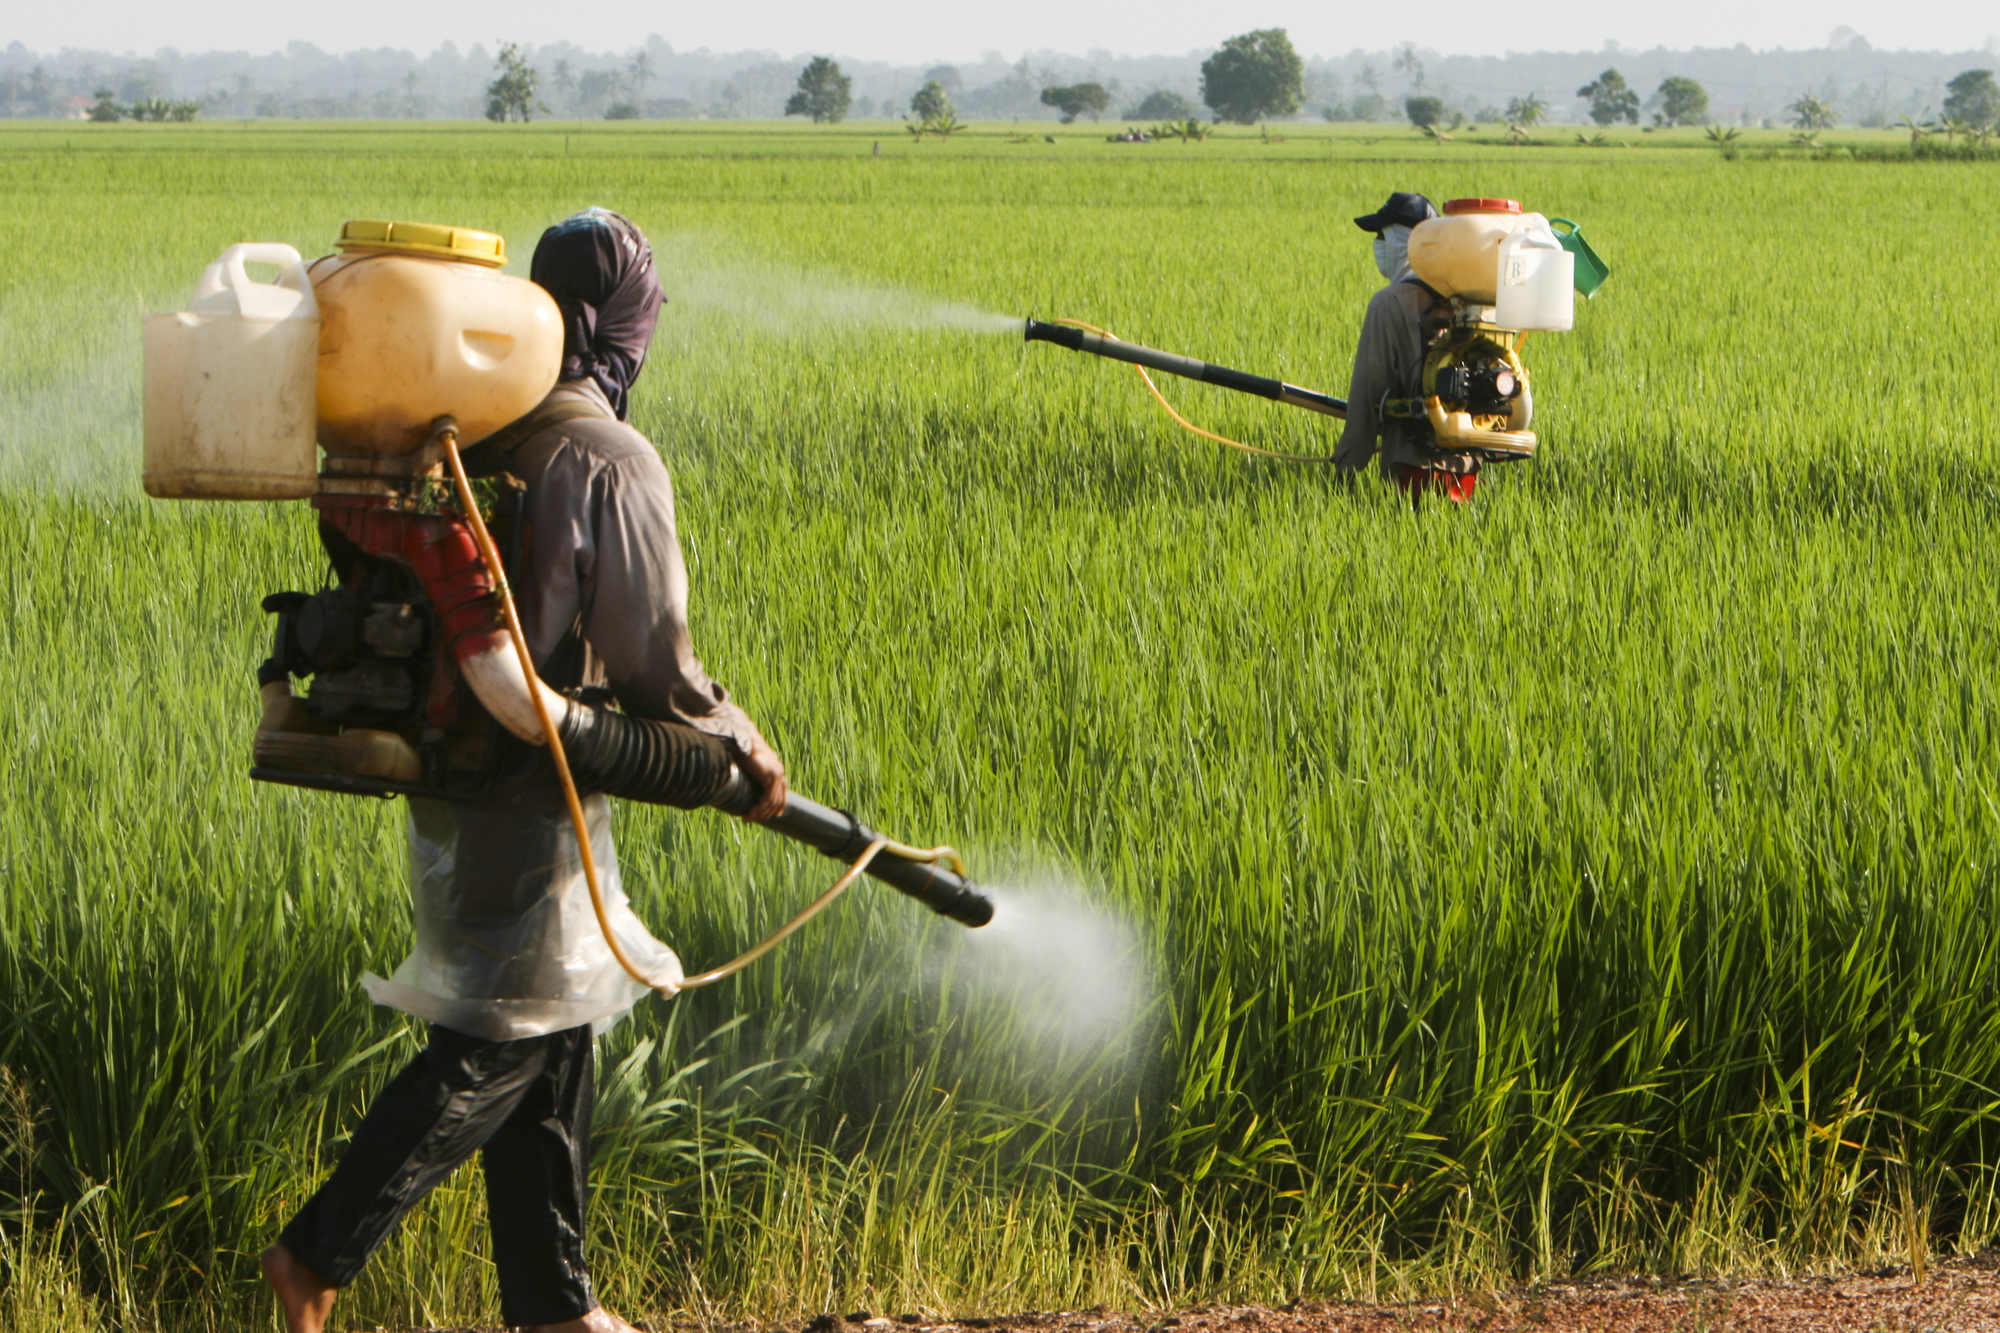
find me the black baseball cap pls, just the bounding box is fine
[1353,192,1437,234]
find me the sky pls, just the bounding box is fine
[8,0,1998,61]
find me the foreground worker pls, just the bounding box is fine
[1334,190,1480,506]
[261,208,788,1333]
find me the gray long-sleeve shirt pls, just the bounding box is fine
[1334,277,1476,479]
[501,380,764,754]
[361,379,767,1040]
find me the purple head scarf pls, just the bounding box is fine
[529,208,664,422]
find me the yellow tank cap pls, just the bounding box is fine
[335,219,507,268]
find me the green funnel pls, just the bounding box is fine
[1549,217,1609,297]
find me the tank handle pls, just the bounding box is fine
[1506,214,1564,250]
[194,244,319,322]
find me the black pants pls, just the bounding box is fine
[280,1023,597,1327]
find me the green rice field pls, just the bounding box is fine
[2,118,1999,1330]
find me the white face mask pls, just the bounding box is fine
[1373,224,1412,281]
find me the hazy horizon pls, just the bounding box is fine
[7,0,1999,65]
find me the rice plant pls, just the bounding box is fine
[0,120,1997,1329]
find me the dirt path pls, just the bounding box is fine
[806,1257,2000,1333]
[417,1256,2000,1333]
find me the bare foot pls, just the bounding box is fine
[261,1243,336,1333]
[529,1306,646,1333]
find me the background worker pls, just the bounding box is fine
[1334,191,1481,506]
[261,207,788,1333]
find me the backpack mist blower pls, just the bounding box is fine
[142,220,991,994]
[1027,199,1603,466]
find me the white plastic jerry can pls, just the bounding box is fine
[1495,215,1576,333]
[143,243,320,499]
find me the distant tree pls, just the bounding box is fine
[785,56,852,123]
[910,79,953,122]
[1577,68,1640,125]
[923,65,963,96]
[26,66,54,116]
[578,69,619,115]
[1040,83,1111,123]
[549,60,576,115]
[1132,89,1197,120]
[1349,92,1389,122]
[1789,93,1837,130]
[1393,44,1426,94]
[1201,28,1304,124]
[1944,69,1999,131]
[1505,93,1547,126]
[126,96,196,121]
[87,88,123,121]
[627,51,655,102]
[604,102,641,120]
[1655,76,1709,126]
[1404,95,1445,128]
[485,43,543,122]
[120,67,161,107]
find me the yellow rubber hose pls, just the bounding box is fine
[677,839,888,988]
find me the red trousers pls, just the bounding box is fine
[1393,465,1478,505]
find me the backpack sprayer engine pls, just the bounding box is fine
[143,220,991,996]
[1025,199,1606,468]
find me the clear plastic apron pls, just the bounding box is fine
[361,791,681,1042]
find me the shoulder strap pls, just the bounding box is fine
[463,399,607,473]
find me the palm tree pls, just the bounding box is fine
[1505,93,1546,127]
[1393,44,1426,95]
[627,51,655,105]
[551,59,576,116]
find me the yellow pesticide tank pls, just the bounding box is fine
[310,220,563,457]
[1408,198,1522,304]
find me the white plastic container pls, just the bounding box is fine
[144,244,320,499]
[1496,215,1575,332]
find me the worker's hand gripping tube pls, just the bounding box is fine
[559,701,995,928]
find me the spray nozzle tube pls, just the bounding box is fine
[558,701,994,928]
[1025,318,1346,419]
[728,783,995,929]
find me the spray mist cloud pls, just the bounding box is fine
[917,866,1159,1109]
[655,235,1020,338]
